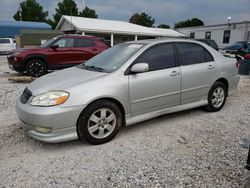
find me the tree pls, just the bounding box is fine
[157,24,170,29]
[79,6,98,18]
[52,0,79,29]
[129,12,155,27]
[174,18,204,28]
[13,0,48,22]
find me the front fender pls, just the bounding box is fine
[61,75,131,114]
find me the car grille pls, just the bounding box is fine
[20,88,32,104]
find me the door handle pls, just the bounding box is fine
[208,64,215,69]
[170,70,180,76]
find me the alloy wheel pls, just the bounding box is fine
[27,61,45,77]
[212,87,225,108]
[87,108,116,139]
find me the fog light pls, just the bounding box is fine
[35,126,52,134]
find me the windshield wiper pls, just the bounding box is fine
[81,64,104,72]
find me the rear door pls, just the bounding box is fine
[176,42,216,104]
[72,38,99,63]
[129,43,181,116]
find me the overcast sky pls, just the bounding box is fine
[0,0,250,27]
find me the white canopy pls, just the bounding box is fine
[56,15,186,37]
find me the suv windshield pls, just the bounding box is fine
[40,37,58,48]
[0,39,10,44]
[79,43,145,73]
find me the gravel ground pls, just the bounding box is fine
[0,59,250,187]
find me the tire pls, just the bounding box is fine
[77,100,122,145]
[205,82,227,112]
[26,59,47,77]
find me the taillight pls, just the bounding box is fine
[236,62,239,69]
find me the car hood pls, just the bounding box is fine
[27,67,107,95]
[10,47,43,54]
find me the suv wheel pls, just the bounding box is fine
[26,59,47,77]
[205,82,227,112]
[77,100,122,145]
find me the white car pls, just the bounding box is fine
[0,38,16,54]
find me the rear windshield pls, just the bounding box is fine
[0,39,10,44]
[208,40,218,48]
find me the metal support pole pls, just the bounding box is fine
[135,35,138,41]
[111,33,114,47]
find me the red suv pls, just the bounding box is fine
[7,35,109,77]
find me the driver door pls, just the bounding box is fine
[128,43,181,116]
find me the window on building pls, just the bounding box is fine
[137,43,176,71]
[205,31,211,39]
[190,32,195,39]
[223,30,231,44]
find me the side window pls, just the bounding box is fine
[75,38,94,47]
[204,49,214,62]
[54,38,74,48]
[177,43,206,65]
[137,43,176,71]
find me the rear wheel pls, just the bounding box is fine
[26,59,47,77]
[205,82,227,112]
[77,100,122,145]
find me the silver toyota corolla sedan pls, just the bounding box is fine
[16,39,240,145]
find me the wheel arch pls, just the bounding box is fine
[24,54,48,68]
[77,97,126,128]
[214,78,229,96]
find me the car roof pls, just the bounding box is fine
[58,34,99,39]
[195,39,215,42]
[125,38,206,46]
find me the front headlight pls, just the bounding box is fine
[30,91,69,106]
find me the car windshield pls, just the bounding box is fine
[40,37,58,48]
[79,43,145,73]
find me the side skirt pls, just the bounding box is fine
[125,97,208,126]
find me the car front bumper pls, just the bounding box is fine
[16,99,86,143]
[7,56,25,72]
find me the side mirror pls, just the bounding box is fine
[51,44,59,50]
[131,63,149,73]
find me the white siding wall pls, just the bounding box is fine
[177,22,250,49]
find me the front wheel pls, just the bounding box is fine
[205,82,227,112]
[26,59,47,77]
[77,100,122,145]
